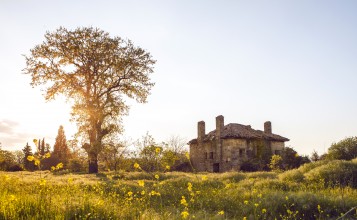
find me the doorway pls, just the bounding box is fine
[213,163,220,173]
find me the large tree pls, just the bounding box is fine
[24,27,156,173]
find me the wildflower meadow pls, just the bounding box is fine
[1,158,357,219]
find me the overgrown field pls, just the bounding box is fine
[1,159,357,219]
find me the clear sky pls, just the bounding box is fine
[0,0,356,156]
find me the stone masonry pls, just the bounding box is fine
[189,115,289,172]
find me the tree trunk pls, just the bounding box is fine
[88,154,98,173]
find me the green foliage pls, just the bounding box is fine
[24,26,156,173]
[297,159,329,174]
[0,149,22,171]
[279,169,305,183]
[304,160,357,187]
[1,168,357,219]
[68,158,86,173]
[327,136,357,160]
[280,147,310,170]
[52,125,70,167]
[269,155,283,172]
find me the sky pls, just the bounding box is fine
[0,0,356,156]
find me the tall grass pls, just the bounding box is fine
[0,160,357,219]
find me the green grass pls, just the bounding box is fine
[0,161,357,219]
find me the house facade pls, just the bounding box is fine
[188,115,289,172]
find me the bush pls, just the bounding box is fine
[7,164,23,172]
[68,159,85,173]
[240,159,260,172]
[279,169,305,183]
[304,160,357,187]
[298,160,329,174]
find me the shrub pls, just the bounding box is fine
[68,159,85,173]
[279,169,305,183]
[298,160,329,174]
[304,160,357,187]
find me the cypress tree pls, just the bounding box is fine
[40,138,45,156]
[53,125,70,165]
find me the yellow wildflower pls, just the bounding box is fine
[218,210,224,215]
[150,190,160,196]
[244,200,248,205]
[262,208,267,213]
[165,165,170,170]
[9,195,16,201]
[254,203,259,207]
[201,175,208,181]
[181,211,189,219]
[225,183,232,188]
[138,180,145,187]
[134,162,140,169]
[187,182,193,192]
[141,190,145,195]
[34,159,40,166]
[56,162,63,169]
[44,152,51,158]
[243,217,247,220]
[127,191,133,196]
[27,155,34,161]
[155,174,159,180]
[39,178,46,186]
[155,147,161,153]
[180,196,188,206]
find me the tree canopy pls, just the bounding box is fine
[327,136,357,160]
[24,27,156,173]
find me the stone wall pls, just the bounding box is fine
[190,138,286,172]
[271,141,285,154]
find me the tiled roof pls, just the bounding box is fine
[189,123,289,144]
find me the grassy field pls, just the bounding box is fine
[1,160,357,219]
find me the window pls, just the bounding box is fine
[209,152,214,159]
[239,149,245,157]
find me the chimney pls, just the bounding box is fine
[198,121,205,142]
[264,121,272,134]
[216,115,224,138]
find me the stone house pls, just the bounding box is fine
[188,115,289,172]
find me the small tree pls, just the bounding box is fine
[310,150,320,162]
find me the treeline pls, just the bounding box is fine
[0,128,191,173]
[1,128,357,173]
[0,125,83,172]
